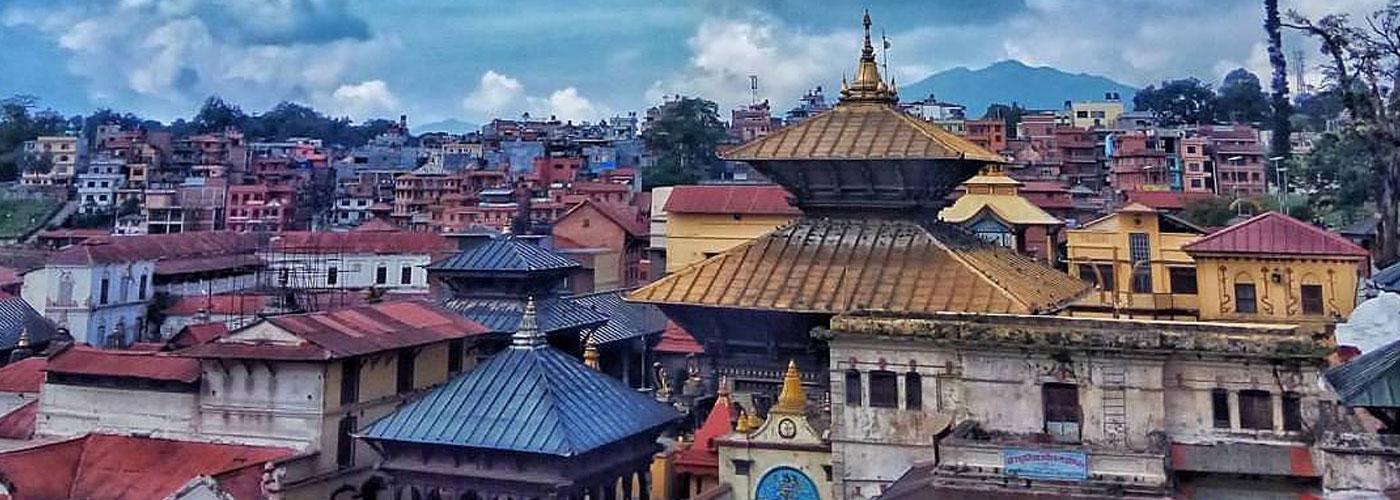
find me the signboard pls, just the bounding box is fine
[1003,448,1089,481]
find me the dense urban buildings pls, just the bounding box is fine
[0,7,1398,500]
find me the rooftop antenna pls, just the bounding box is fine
[749,75,759,106]
[881,29,890,77]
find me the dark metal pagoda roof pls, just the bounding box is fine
[361,301,679,456]
[428,237,579,274]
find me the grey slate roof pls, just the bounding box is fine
[568,290,668,346]
[1327,339,1400,408]
[429,238,578,273]
[439,297,608,334]
[1374,261,1400,294]
[361,307,679,456]
[0,295,59,350]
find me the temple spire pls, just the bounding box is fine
[840,10,896,103]
[582,330,600,370]
[772,359,807,414]
[511,297,547,348]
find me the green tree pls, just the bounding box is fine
[1215,68,1270,123]
[1264,0,1293,163]
[1133,78,1218,126]
[1288,3,1400,265]
[0,95,70,182]
[1293,131,1378,226]
[1182,196,1238,227]
[193,96,248,133]
[641,97,728,188]
[1293,91,1345,132]
[982,103,1027,139]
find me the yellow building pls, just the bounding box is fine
[22,135,82,186]
[1183,211,1369,326]
[940,167,1063,262]
[1065,203,1207,319]
[1063,96,1125,129]
[663,184,800,274]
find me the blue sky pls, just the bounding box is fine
[0,0,1381,125]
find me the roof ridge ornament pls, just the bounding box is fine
[511,297,548,348]
[772,359,807,414]
[840,10,897,104]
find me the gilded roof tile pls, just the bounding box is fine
[720,103,1003,163]
[628,217,1087,315]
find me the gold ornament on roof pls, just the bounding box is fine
[839,10,897,103]
[772,359,807,415]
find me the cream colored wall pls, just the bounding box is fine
[1194,256,1362,324]
[665,213,796,273]
[1066,212,1200,315]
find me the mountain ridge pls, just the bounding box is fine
[899,60,1138,117]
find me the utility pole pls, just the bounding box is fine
[749,75,759,106]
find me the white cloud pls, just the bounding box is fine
[325,80,399,119]
[527,87,607,123]
[647,16,850,113]
[462,70,524,116]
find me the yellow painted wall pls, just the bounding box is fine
[1066,211,1200,316]
[1067,101,1125,129]
[1194,256,1362,324]
[666,213,797,273]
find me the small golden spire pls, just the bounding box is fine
[15,326,29,349]
[582,330,600,370]
[716,375,731,403]
[842,10,895,103]
[772,359,807,414]
[743,407,765,431]
[734,408,753,433]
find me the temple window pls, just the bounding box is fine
[844,369,862,406]
[1211,389,1230,428]
[869,370,898,408]
[1043,383,1081,443]
[1283,392,1303,431]
[1239,390,1273,430]
[1234,282,1258,314]
[905,372,923,410]
[1301,284,1324,315]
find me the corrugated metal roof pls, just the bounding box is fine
[1184,211,1369,258]
[272,230,454,255]
[362,334,678,456]
[46,346,202,383]
[568,290,668,345]
[0,358,46,393]
[1326,338,1400,408]
[154,254,262,275]
[0,400,35,440]
[179,300,489,360]
[47,232,265,266]
[429,237,579,273]
[0,434,293,500]
[439,297,609,334]
[628,217,1088,315]
[0,294,58,351]
[721,102,1003,163]
[663,185,801,216]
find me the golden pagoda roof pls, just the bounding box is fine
[628,217,1088,315]
[772,360,807,415]
[720,11,1002,164]
[940,195,1062,227]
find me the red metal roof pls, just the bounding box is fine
[1184,211,1370,258]
[571,181,630,193]
[674,392,732,471]
[154,253,262,275]
[0,358,46,393]
[0,434,293,500]
[655,321,704,354]
[47,232,265,266]
[0,400,36,440]
[353,217,399,232]
[169,323,230,349]
[45,346,202,384]
[558,199,647,237]
[664,185,800,216]
[179,300,489,360]
[271,229,454,255]
[165,294,271,316]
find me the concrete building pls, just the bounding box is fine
[263,221,455,294]
[834,312,1330,498]
[1179,136,1214,193]
[21,135,83,186]
[1065,203,1207,319]
[76,156,127,214]
[1199,124,1267,197]
[178,300,490,498]
[1108,130,1175,193]
[716,362,833,500]
[1184,211,1369,325]
[661,185,799,274]
[900,93,966,122]
[965,118,1007,153]
[1062,94,1126,129]
[552,199,648,287]
[225,184,297,232]
[36,345,202,439]
[731,100,780,143]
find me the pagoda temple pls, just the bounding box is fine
[629,11,1087,401]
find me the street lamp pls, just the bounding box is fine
[1269,156,1288,215]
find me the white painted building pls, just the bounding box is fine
[76,156,127,214]
[35,346,201,439]
[262,225,453,294]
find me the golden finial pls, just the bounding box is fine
[743,407,765,431]
[862,9,873,58]
[772,359,807,415]
[582,330,600,370]
[15,326,29,349]
[734,408,753,433]
[842,10,894,103]
[717,375,731,402]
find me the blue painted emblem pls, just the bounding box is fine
[755,466,820,500]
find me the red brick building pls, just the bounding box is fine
[966,118,1007,153]
[551,199,648,287]
[225,184,296,232]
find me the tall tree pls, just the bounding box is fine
[1215,68,1270,123]
[1287,3,1400,265]
[982,103,1027,138]
[1133,78,1218,126]
[192,96,248,134]
[641,97,728,188]
[1264,0,1294,185]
